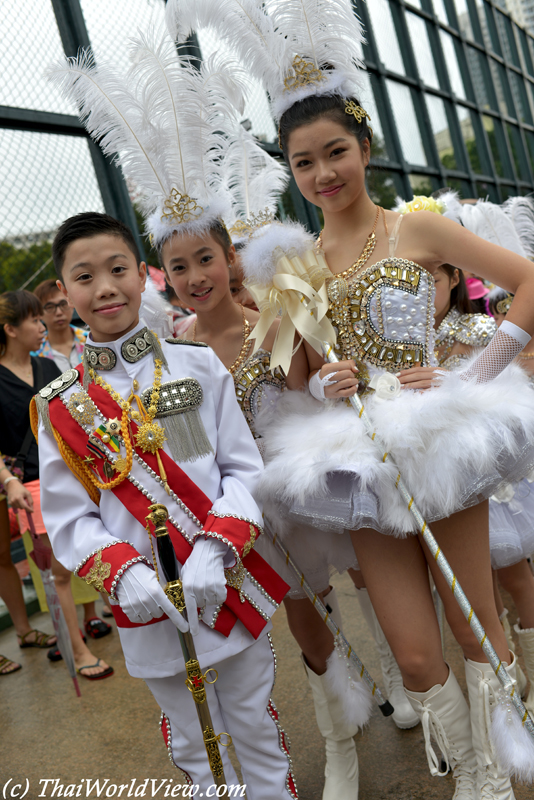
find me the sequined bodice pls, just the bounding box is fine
[232,348,285,438]
[326,257,436,375]
[435,308,496,370]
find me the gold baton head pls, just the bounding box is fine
[146,502,169,536]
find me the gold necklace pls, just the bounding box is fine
[518,352,534,359]
[192,305,252,375]
[317,205,381,281]
[87,332,169,491]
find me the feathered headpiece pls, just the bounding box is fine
[166,0,366,121]
[223,124,289,243]
[48,26,248,248]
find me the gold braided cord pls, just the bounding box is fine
[29,397,39,442]
[50,425,101,506]
[86,372,135,490]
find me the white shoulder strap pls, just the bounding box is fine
[389,214,404,259]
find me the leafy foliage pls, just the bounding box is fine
[0,240,54,294]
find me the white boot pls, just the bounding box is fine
[464,656,516,799]
[500,609,527,697]
[514,623,534,714]
[356,587,419,729]
[405,667,477,799]
[303,657,359,800]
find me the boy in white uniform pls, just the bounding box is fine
[33,211,296,798]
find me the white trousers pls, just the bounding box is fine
[146,634,298,799]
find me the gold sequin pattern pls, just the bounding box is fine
[327,258,434,371]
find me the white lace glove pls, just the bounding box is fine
[460,320,531,383]
[181,537,229,636]
[115,562,189,632]
[308,370,337,401]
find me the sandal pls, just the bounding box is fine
[77,659,114,680]
[84,617,112,639]
[101,604,113,618]
[18,629,57,649]
[0,655,22,675]
[48,630,87,662]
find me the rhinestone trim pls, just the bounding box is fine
[206,511,264,537]
[266,633,298,800]
[159,712,193,785]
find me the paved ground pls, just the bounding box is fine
[0,572,531,799]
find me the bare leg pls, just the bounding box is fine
[348,567,365,589]
[350,529,447,691]
[283,591,334,675]
[0,499,32,638]
[43,535,111,677]
[422,502,509,664]
[492,569,505,617]
[497,559,534,629]
[82,601,97,622]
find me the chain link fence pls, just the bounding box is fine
[0,0,168,294]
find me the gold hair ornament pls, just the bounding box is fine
[161,188,204,224]
[227,209,275,240]
[496,294,513,315]
[283,55,325,92]
[345,101,371,125]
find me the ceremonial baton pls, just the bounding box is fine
[320,340,534,742]
[264,520,393,717]
[146,504,231,792]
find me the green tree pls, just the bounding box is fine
[0,240,54,294]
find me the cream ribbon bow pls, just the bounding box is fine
[245,248,336,374]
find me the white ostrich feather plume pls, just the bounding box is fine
[459,201,526,256]
[491,700,534,782]
[240,220,315,286]
[502,195,534,259]
[166,0,366,120]
[140,274,173,339]
[223,125,289,232]
[325,643,373,729]
[439,190,463,223]
[48,26,247,246]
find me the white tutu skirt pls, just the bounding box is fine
[257,362,534,541]
[490,479,534,569]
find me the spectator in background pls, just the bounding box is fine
[0,452,56,674]
[0,290,113,679]
[32,280,114,633]
[33,279,86,371]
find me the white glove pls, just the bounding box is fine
[308,370,337,401]
[115,562,189,633]
[181,537,228,636]
[460,320,531,383]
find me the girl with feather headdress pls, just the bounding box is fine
[168,0,534,796]
[46,26,303,798]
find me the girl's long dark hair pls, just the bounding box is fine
[440,265,474,314]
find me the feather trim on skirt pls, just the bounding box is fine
[257,361,534,540]
[490,477,534,569]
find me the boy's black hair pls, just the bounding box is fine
[52,212,141,280]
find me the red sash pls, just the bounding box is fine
[47,365,287,638]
